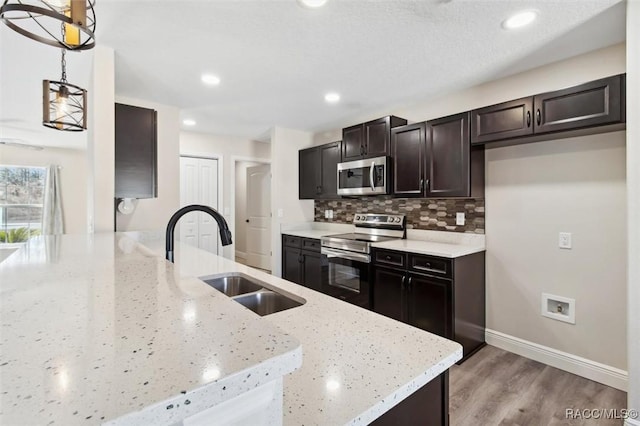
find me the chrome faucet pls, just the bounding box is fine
[165,204,233,262]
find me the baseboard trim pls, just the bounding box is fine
[485,329,628,391]
[235,251,247,261]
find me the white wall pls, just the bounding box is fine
[270,127,315,276]
[626,1,639,421]
[114,97,180,233]
[234,161,260,258]
[180,132,270,259]
[88,46,115,233]
[0,145,88,235]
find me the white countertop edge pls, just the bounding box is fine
[107,345,303,426]
[347,348,463,426]
[370,241,485,258]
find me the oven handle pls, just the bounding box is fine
[321,247,371,263]
[369,161,375,191]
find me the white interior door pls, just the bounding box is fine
[246,164,271,270]
[179,156,219,255]
[197,159,219,253]
[180,157,199,248]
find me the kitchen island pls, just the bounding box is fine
[0,233,462,425]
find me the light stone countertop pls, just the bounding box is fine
[371,239,484,258]
[1,232,462,426]
[281,225,486,258]
[0,234,302,426]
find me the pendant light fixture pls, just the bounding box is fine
[43,48,87,131]
[0,0,96,51]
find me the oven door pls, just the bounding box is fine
[321,248,371,309]
[337,157,388,196]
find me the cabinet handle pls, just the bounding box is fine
[420,178,424,192]
[401,275,406,289]
[298,255,303,264]
[536,109,541,126]
[526,111,531,127]
[385,255,392,261]
[407,276,413,291]
[316,185,322,194]
[360,145,364,155]
[425,179,430,192]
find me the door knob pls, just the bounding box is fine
[246,219,250,223]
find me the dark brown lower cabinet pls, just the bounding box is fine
[372,248,485,364]
[371,372,448,426]
[281,235,324,291]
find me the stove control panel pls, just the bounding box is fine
[353,213,406,229]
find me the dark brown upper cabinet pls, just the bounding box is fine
[534,74,624,134]
[342,116,407,162]
[391,113,484,198]
[471,74,625,145]
[115,103,158,199]
[471,97,533,144]
[391,122,425,196]
[298,141,342,200]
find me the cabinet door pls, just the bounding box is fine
[471,97,533,144]
[407,273,452,338]
[282,246,302,284]
[301,251,323,292]
[115,103,158,198]
[298,147,321,199]
[534,74,624,134]
[425,112,470,198]
[319,142,341,198]
[372,266,406,322]
[342,124,365,161]
[364,117,391,158]
[391,123,426,196]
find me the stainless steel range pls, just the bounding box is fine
[320,214,406,308]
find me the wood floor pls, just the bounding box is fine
[449,345,627,426]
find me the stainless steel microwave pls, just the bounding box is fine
[337,156,389,196]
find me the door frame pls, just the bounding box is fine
[179,151,224,255]
[230,155,271,263]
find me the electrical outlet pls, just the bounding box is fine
[456,212,465,226]
[559,232,572,249]
[324,210,329,219]
[329,210,334,219]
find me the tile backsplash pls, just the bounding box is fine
[315,197,485,234]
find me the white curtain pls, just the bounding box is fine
[42,165,64,235]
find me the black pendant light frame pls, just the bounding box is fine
[0,0,96,51]
[43,48,87,131]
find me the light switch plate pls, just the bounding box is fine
[559,232,572,249]
[277,209,284,218]
[456,212,465,226]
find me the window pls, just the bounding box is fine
[0,166,45,244]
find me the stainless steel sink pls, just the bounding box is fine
[200,273,264,296]
[233,291,303,316]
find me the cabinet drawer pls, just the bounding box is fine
[408,254,452,278]
[302,238,321,252]
[374,249,406,268]
[283,235,301,248]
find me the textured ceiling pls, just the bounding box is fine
[0,0,627,149]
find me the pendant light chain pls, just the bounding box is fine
[60,23,67,83]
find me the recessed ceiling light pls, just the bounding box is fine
[324,92,340,103]
[183,119,196,126]
[201,74,221,86]
[297,0,328,8]
[502,10,538,30]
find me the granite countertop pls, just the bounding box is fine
[282,227,485,258]
[1,232,462,426]
[371,239,484,258]
[0,234,301,425]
